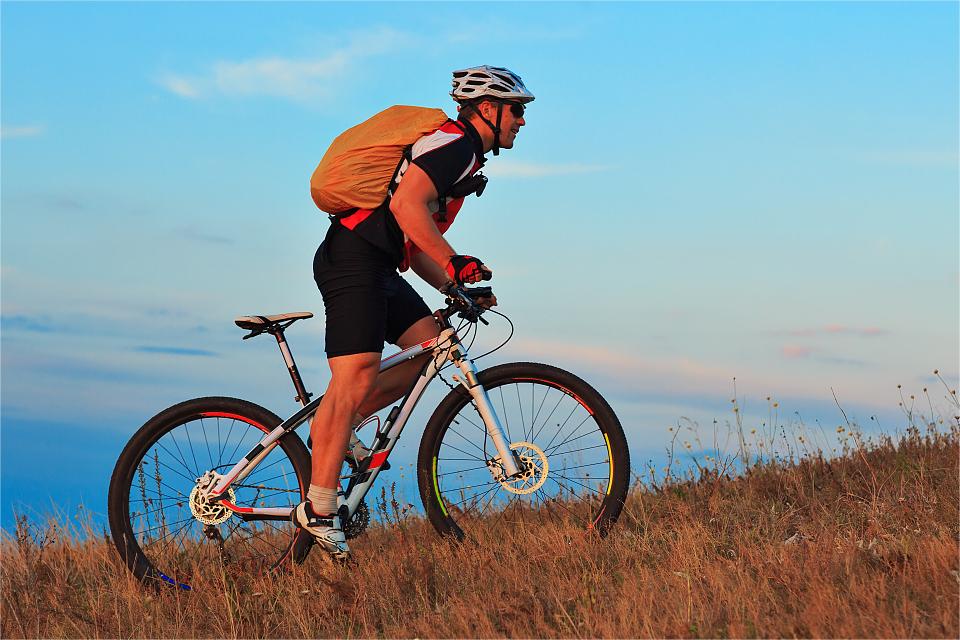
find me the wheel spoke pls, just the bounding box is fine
[199,418,215,473]
[439,440,487,463]
[443,424,490,459]
[547,442,608,458]
[528,384,552,442]
[540,403,582,452]
[153,440,198,482]
[214,417,224,468]
[543,413,592,454]
[437,464,489,477]
[152,456,201,486]
[529,391,566,445]
[182,424,203,479]
[549,470,605,497]
[498,386,513,444]
[446,482,500,509]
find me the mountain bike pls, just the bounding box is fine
[107,285,630,589]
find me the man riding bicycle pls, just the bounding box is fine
[294,65,535,558]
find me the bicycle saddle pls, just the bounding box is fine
[235,312,313,338]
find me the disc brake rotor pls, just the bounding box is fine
[487,441,549,495]
[189,485,237,525]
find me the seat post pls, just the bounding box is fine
[270,327,312,407]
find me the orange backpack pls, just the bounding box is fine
[310,105,450,214]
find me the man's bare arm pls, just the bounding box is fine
[389,164,457,271]
[411,250,498,308]
[409,251,452,290]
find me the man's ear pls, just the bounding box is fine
[477,100,495,119]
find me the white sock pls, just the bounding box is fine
[307,484,338,515]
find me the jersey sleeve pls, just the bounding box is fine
[410,136,475,197]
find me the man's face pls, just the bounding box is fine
[479,100,526,149]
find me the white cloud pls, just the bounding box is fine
[156,27,412,102]
[1,125,44,139]
[157,74,201,98]
[483,161,611,179]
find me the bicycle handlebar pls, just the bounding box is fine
[440,283,491,325]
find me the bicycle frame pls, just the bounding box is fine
[203,311,520,522]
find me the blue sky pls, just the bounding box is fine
[2,1,958,531]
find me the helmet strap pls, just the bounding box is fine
[491,102,504,156]
[465,100,503,156]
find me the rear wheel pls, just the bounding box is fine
[107,397,311,589]
[417,362,630,541]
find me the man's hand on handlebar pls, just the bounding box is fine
[446,254,493,286]
[440,283,496,324]
[464,285,497,309]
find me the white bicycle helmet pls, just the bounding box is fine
[451,65,535,104]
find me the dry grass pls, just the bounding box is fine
[2,421,958,638]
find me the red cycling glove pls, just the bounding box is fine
[446,254,489,286]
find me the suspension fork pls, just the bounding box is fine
[449,344,522,478]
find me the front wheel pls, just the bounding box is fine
[107,397,311,589]
[417,362,630,541]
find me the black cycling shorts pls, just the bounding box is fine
[313,224,432,358]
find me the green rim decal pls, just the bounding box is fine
[604,433,613,495]
[433,456,448,516]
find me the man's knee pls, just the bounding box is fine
[325,352,380,407]
[395,316,440,349]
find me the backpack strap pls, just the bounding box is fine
[387,144,413,199]
[447,173,488,199]
[386,119,490,223]
[436,171,487,223]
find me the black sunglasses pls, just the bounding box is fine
[502,101,525,118]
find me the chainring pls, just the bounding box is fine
[343,500,370,539]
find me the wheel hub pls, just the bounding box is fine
[487,441,548,495]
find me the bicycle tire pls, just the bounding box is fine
[417,362,630,541]
[108,397,311,589]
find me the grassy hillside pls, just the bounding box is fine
[2,423,957,638]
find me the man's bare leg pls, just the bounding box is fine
[310,352,380,491]
[294,350,380,557]
[309,316,440,489]
[355,316,440,420]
